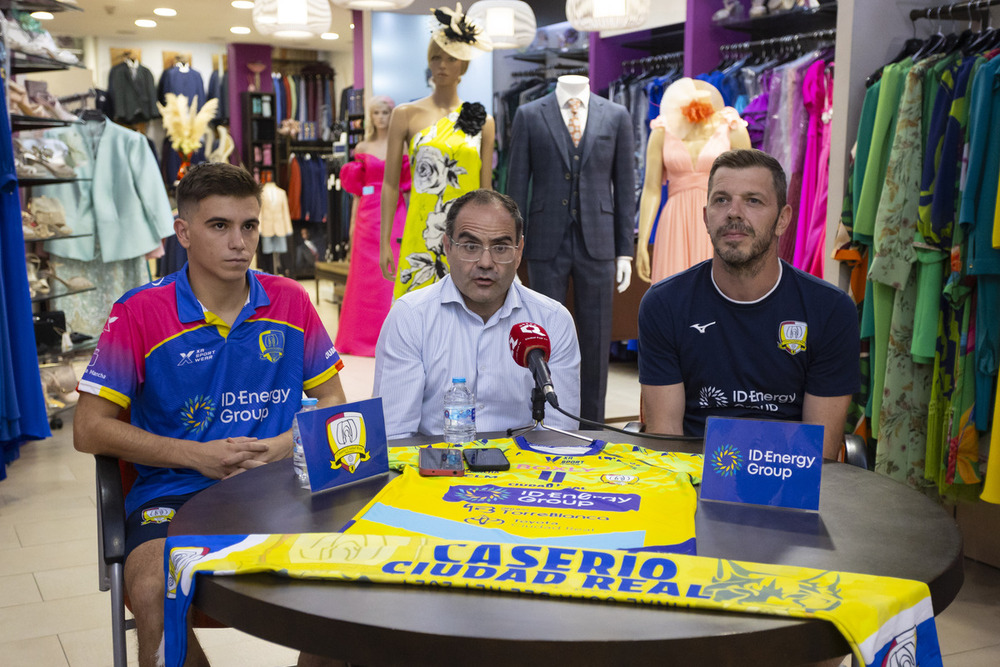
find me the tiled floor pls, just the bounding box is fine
[2,279,999,665]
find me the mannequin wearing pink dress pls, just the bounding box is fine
[335,97,411,356]
[636,79,750,284]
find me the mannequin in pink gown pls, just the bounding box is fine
[335,96,410,356]
[636,79,750,284]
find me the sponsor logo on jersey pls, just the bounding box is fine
[178,350,195,366]
[710,445,742,477]
[258,329,285,363]
[141,506,176,525]
[104,316,119,333]
[87,348,100,368]
[689,321,716,334]
[181,395,217,433]
[777,320,808,355]
[699,386,727,408]
[326,411,371,473]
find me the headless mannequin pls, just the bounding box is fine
[378,40,496,281]
[635,82,751,283]
[557,76,632,292]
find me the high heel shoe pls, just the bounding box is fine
[750,0,768,18]
[28,196,73,236]
[26,253,51,297]
[42,260,95,292]
[31,90,79,122]
[18,138,75,178]
[713,0,745,22]
[7,80,51,118]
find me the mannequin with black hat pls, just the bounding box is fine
[379,3,495,299]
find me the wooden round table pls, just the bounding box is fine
[169,433,963,666]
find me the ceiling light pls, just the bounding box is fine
[321,32,340,40]
[565,0,650,31]
[30,11,54,20]
[467,1,535,50]
[135,19,158,28]
[231,1,255,8]
[153,8,177,17]
[253,0,330,39]
[230,26,252,34]
[349,23,355,29]
[330,0,415,9]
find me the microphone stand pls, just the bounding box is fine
[507,387,593,443]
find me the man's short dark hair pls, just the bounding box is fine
[176,163,262,219]
[708,149,788,211]
[445,189,524,241]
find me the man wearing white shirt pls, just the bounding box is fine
[373,190,581,438]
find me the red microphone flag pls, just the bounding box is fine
[509,322,551,367]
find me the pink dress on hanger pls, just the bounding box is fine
[793,60,833,278]
[649,107,746,284]
[792,59,831,278]
[334,153,410,357]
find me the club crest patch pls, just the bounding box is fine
[141,506,176,525]
[777,320,807,356]
[258,329,285,363]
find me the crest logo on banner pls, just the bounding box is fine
[296,398,389,493]
[326,411,371,473]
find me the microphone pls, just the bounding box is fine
[509,322,558,407]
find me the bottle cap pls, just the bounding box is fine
[301,397,319,406]
[452,377,466,383]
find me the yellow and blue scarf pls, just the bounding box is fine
[164,533,941,667]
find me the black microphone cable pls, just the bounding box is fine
[546,401,704,443]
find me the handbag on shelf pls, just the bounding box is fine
[33,310,66,354]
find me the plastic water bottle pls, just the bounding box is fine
[292,397,319,488]
[443,377,476,443]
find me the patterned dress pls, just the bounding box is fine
[394,104,483,299]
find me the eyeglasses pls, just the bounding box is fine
[448,238,519,264]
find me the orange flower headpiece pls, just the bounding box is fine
[681,98,716,124]
[659,78,726,138]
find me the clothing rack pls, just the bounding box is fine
[621,51,683,71]
[58,89,96,104]
[910,0,999,22]
[511,64,588,78]
[721,28,837,55]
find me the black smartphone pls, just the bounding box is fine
[419,447,465,476]
[463,447,510,472]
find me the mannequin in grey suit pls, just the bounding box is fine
[506,76,635,424]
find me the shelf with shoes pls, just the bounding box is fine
[510,46,590,65]
[10,49,85,74]
[717,1,837,38]
[0,1,82,13]
[10,114,81,132]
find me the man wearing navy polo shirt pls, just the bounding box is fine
[638,149,859,461]
[74,163,346,667]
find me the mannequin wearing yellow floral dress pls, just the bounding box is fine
[380,4,495,298]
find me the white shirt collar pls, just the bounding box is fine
[555,86,589,111]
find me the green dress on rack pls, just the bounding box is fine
[394,104,483,299]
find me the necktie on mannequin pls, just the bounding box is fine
[568,98,582,147]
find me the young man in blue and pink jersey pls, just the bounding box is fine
[74,162,346,667]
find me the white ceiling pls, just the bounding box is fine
[41,1,572,55]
